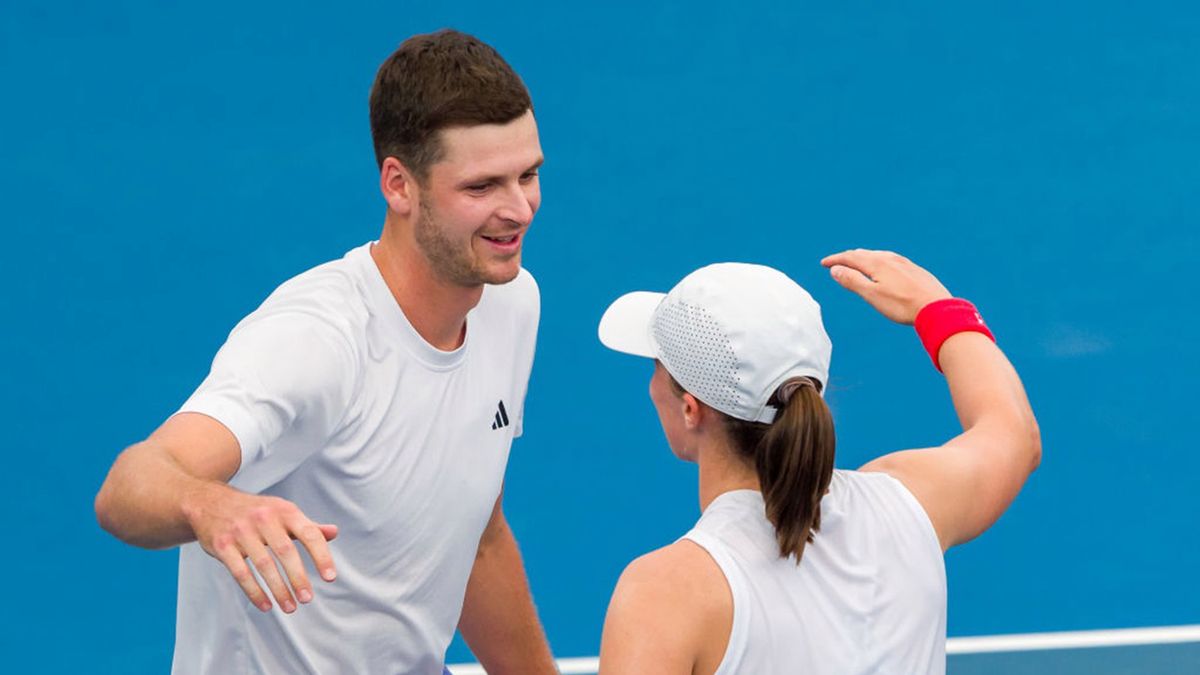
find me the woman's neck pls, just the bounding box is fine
[696,441,760,512]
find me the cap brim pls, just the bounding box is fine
[598,291,665,358]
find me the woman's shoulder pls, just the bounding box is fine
[602,541,733,673]
[620,539,727,594]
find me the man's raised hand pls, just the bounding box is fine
[183,484,338,613]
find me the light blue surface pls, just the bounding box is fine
[2,1,1197,671]
[949,643,1200,674]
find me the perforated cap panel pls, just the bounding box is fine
[599,262,830,424]
[652,299,745,414]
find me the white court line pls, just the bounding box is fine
[448,657,598,675]
[945,624,1200,654]
[446,624,1200,674]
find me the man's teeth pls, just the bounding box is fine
[485,235,517,243]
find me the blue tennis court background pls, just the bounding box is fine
[2,1,1197,671]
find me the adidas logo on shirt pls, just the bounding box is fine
[490,400,510,430]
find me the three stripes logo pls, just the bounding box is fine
[490,400,510,430]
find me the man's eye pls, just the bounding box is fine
[519,172,539,183]
[466,183,491,193]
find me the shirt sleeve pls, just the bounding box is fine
[177,311,359,491]
[509,270,541,439]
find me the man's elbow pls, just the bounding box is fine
[94,477,122,538]
[94,449,144,545]
[94,481,170,549]
[94,460,132,538]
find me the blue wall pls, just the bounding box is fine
[3,1,1197,670]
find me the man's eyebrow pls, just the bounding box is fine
[459,157,545,186]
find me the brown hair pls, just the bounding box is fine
[369,29,533,180]
[672,375,836,562]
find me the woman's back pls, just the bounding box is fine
[683,470,946,675]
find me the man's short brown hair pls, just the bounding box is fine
[369,29,533,181]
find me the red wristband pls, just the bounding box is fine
[914,298,995,372]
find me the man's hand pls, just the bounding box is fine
[96,413,342,614]
[821,249,952,324]
[182,483,339,613]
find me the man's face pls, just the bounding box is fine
[414,110,543,287]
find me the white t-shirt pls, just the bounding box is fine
[171,243,539,674]
[683,470,947,675]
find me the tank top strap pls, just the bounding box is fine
[681,527,750,675]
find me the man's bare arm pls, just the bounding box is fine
[457,492,557,675]
[95,413,240,548]
[94,413,338,612]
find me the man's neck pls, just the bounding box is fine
[370,233,484,352]
[696,442,760,513]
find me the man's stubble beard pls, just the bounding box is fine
[414,201,520,287]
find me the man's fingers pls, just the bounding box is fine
[263,524,315,605]
[828,264,876,297]
[194,496,336,610]
[293,519,339,582]
[213,540,272,612]
[240,536,297,613]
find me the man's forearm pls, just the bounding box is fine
[95,441,217,549]
[458,519,556,675]
[97,413,246,549]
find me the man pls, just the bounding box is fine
[95,30,557,675]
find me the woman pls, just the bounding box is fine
[596,249,1040,674]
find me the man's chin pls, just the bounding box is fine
[478,256,522,285]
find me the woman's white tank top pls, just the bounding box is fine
[682,470,947,674]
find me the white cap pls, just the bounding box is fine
[598,263,831,424]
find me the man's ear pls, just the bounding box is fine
[380,157,418,215]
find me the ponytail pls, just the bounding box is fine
[664,372,837,562]
[724,377,836,562]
